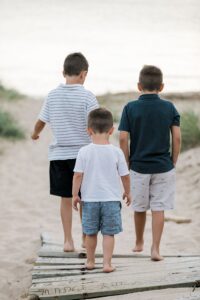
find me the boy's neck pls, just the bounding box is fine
[141,90,159,95]
[65,75,84,85]
[91,133,110,145]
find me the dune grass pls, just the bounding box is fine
[0,83,25,101]
[0,110,25,140]
[181,111,200,151]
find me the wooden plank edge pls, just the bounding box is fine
[29,281,198,300]
[37,250,200,259]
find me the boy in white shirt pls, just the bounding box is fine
[72,108,131,273]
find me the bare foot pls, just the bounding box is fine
[133,242,144,252]
[63,240,75,252]
[85,261,95,270]
[151,249,164,261]
[103,264,116,273]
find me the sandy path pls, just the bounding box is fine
[0,98,199,300]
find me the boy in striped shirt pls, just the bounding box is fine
[31,53,99,251]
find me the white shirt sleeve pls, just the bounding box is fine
[74,150,84,173]
[39,97,49,123]
[86,93,99,115]
[117,149,129,176]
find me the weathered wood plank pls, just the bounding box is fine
[32,256,200,283]
[29,233,200,299]
[29,269,200,299]
[32,264,200,285]
[35,256,200,265]
[33,257,200,273]
[38,246,87,258]
[31,257,200,281]
[92,288,200,300]
[32,267,104,279]
[36,257,87,265]
[38,245,200,259]
[41,232,63,246]
[34,265,102,270]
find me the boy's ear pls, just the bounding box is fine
[62,70,66,78]
[109,126,114,135]
[137,82,143,92]
[80,70,88,80]
[87,128,93,135]
[159,83,164,92]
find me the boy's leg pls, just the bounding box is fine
[103,235,115,273]
[82,202,100,269]
[79,203,86,248]
[150,169,175,261]
[85,234,97,270]
[133,211,146,252]
[151,211,164,261]
[101,202,122,273]
[60,197,74,252]
[130,171,150,252]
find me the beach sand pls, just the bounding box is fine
[0,97,200,300]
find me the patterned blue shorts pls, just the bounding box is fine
[82,201,122,236]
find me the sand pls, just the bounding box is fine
[0,97,200,300]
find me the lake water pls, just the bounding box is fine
[0,0,200,97]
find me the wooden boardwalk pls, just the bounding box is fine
[29,233,200,300]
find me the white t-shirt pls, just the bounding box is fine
[39,83,99,161]
[74,143,129,202]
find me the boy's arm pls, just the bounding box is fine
[121,174,131,206]
[119,131,129,166]
[72,172,83,211]
[171,126,181,166]
[31,119,46,140]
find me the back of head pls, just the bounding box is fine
[88,108,113,133]
[139,65,163,91]
[63,52,89,76]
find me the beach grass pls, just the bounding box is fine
[181,111,200,151]
[0,110,25,140]
[0,82,25,100]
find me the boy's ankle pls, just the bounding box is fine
[133,240,144,252]
[103,263,115,273]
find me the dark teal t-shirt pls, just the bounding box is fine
[118,94,180,174]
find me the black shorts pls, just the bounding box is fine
[50,159,76,197]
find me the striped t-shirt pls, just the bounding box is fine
[39,83,99,161]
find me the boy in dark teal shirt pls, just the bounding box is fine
[119,65,181,261]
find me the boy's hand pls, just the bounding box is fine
[72,196,81,211]
[31,132,39,140]
[31,120,46,140]
[123,192,132,206]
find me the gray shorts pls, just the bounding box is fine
[130,169,176,212]
[82,201,122,236]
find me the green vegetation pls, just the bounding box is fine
[0,82,25,141]
[181,111,200,151]
[0,110,25,140]
[97,92,135,124]
[99,92,200,152]
[0,83,25,101]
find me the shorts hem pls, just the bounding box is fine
[50,190,72,198]
[132,207,174,212]
[83,231,98,236]
[132,208,148,212]
[151,207,174,211]
[101,229,122,236]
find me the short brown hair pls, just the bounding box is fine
[88,108,113,133]
[139,65,163,91]
[63,52,89,76]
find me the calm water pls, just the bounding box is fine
[0,0,200,96]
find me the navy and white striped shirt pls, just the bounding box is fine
[39,83,99,161]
